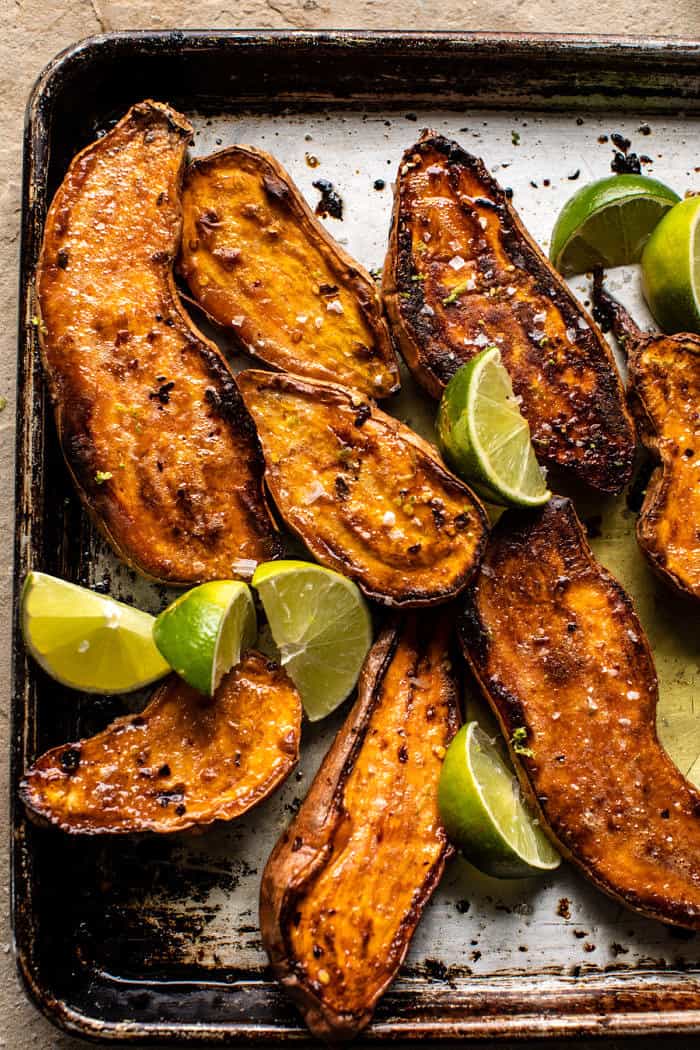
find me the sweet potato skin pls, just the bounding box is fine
[180,146,400,398]
[593,275,700,601]
[383,132,636,495]
[236,369,488,607]
[35,101,281,584]
[20,651,301,835]
[260,615,459,1040]
[460,496,700,930]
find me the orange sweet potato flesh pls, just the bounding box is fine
[180,146,400,398]
[20,651,301,835]
[383,132,636,495]
[260,615,459,1040]
[460,496,700,930]
[35,101,281,584]
[593,274,700,601]
[236,369,488,607]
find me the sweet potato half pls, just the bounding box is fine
[383,132,636,495]
[260,615,459,1040]
[35,100,281,584]
[593,274,700,601]
[460,496,700,930]
[236,369,488,607]
[180,146,400,398]
[21,651,301,835]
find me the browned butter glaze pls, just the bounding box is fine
[594,273,700,601]
[461,497,700,930]
[260,615,459,1040]
[36,101,281,584]
[383,132,636,494]
[236,369,488,607]
[21,652,301,834]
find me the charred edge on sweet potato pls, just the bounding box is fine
[593,273,700,601]
[382,131,636,495]
[180,146,400,398]
[260,615,460,1040]
[35,100,282,584]
[236,369,488,607]
[459,496,700,930]
[20,651,301,835]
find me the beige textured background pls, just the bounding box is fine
[2,3,699,1048]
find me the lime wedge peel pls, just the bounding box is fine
[21,571,170,694]
[153,580,257,697]
[438,721,561,878]
[549,174,681,276]
[437,347,551,508]
[252,560,372,721]
[641,194,700,335]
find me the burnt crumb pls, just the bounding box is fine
[175,804,186,817]
[557,897,572,919]
[576,117,584,126]
[56,248,69,268]
[567,622,577,633]
[640,155,653,165]
[567,169,581,180]
[611,132,631,152]
[158,764,171,778]
[612,151,641,175]
[291,836,303,852]
[285,796,302,816]
[398,744,409,763]
[583,514,603,539]
[598,134,609,144]
[424,958,448,981]
[573,929,587,939]
[353,403,371,427]
[610,942,629,955]
[543,178,551,187]
[505,187,514,200]
[60,747,81,774]
[639,122,652,135]
[471,949,482,961]
[305,153,320,168]
[583,943,596,953]
[518,945,528,952]
[530,180,538,189]
[149,380,175,405]
[456,899,470,914]
[313,178,343,220]
[373,179,386,190]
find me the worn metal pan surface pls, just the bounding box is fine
[13,29,700,1044]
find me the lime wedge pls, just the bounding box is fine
[252,560,372,721]
[437,347,550,507]
[550,174,680,275]
[438,722,561,878]
[153,580,256,696]
[641,194,700,334]
[21,571,170,694]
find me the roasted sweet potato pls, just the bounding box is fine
[460,496,700,930]
[180,147,400,398]
[20,651,301,835]
[260,615,459,1040]
[383,132,636,495]
[35,100,281,584]
[236,369,488,607]
[593,273,700,601]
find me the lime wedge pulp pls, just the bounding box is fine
[641,194,700,334]
[153,580,257,696]
[437,347,550,507]
[21,571,170,694]
[252,560,372,721]
[438,722,561,878]
[550,174,680,276]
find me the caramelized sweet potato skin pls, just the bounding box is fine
[260,615,459,1040]
[460,497,700,930]
[20,652,301,835]
[593,275,700,600]
[383,132,636,494]
[180,147,399,398]
[236,369,488,607]
[36,101,281,584]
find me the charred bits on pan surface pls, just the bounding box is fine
[382,131,636,495]
[460,496,700,930]
[236,369,488,607]
[179,147,399,398]
[35,101,281,584]
[260,614,460,1040]
[21,652,301,835]
[594,273,700,601]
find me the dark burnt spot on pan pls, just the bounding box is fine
[312,178,343,220]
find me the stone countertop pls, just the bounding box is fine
[2,3,699,1048]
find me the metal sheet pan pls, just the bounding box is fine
[12,30,700,1043]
